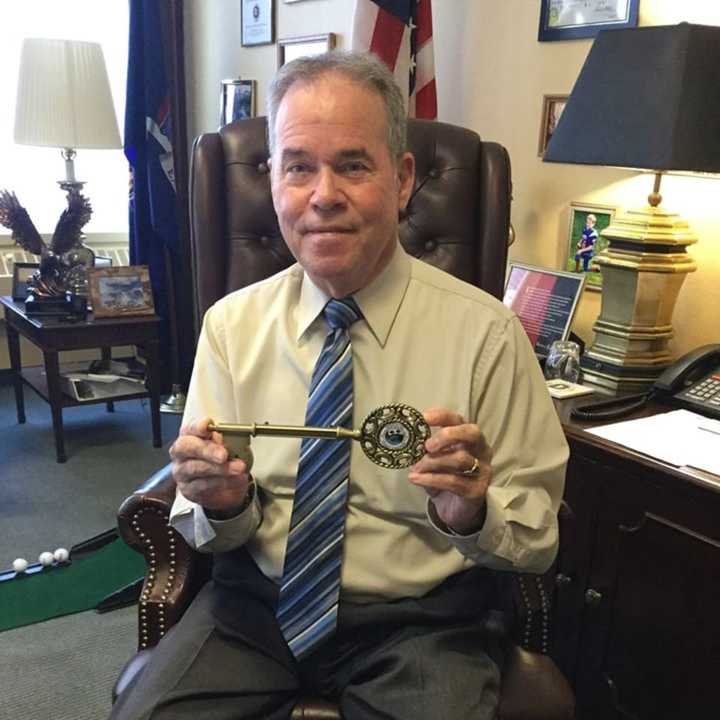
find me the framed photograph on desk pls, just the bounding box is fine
[11,262,39,301]
[88,266,155,318]
[538,0,639,41]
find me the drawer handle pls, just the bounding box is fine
[584,588,603,607]
[555,573,572,588]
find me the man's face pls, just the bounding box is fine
[270,73,415,298]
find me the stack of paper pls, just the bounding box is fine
[586,409,720,478]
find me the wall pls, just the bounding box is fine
[185,0,720,357]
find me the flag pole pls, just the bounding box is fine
[160,244,186,413]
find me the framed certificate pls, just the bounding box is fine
[278,33,336,67]
[241,0,274,47]
[538,0,639,41]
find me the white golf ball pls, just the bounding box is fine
[38,551,55,567]
[13,558,29,573]
[53,547,70,563]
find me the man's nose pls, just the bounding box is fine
[311,168,344,209]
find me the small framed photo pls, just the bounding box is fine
[88,266,155,318]
[538,94,568,157]
[278,33,336,67]
[12,262,39,301]
[220,79,256,126]
[564,202,616,291]
[538,0,639,42]
[241,0,274,47]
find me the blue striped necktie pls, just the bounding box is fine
[276,296,362,660]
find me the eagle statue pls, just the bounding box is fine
[0,189,93,297]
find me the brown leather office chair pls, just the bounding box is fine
[113,117,574,720]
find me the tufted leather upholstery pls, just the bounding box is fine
[114,117,574,719]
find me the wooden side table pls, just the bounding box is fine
[1,296,163,463]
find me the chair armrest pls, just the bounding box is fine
[499,501,575,654]
[498,647,575,720]
[117,463,211,651]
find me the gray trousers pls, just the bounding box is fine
[110,554,505,720]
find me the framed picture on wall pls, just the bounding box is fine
[220,79,256,126]
[538,94,568,157]
[278,33,336,67]
[564,202,616,291]
[538,0,639,41]
[241,0,274,46]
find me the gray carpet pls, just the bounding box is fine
[2,606,137,720]
[0,383,182,720]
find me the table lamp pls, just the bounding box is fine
[14,37,122,196]
[544,23,720,393]
[4,38,122,303]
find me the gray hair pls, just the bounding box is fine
[266,51,407,160]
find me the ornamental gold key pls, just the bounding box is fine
[209,403,431,470]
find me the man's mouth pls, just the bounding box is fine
[304,226,353,235]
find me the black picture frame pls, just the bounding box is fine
[241,0,274,47]
[12,262,39,301]
[538,0,639,41]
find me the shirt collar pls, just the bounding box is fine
[296,243,411,346]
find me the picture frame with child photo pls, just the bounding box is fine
[564,202,615,290]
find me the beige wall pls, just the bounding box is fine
[185,0,720,358]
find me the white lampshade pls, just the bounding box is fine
[14,38,121,150]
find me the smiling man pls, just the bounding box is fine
[110,52,568,720]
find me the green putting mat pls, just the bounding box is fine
[0,529,144,632]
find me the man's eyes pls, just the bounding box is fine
[286,163,311,174]
[340,161,370,174]
[282,160,371,177]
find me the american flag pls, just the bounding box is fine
[351,0,437,120]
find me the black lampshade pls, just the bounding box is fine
[544,23,720,173]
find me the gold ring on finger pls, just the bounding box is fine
[460,457,481,477]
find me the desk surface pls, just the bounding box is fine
[1,295,161,330]
[554,395,720,495]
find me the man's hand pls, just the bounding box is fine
[170,418,253,520]
[408,408,492,534]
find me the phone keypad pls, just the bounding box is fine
[680,374,720,407]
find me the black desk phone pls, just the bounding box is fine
[572,344,720,421]
[653,344,720,417]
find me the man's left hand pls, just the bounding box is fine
[408,407,492,534]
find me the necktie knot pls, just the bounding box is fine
[324,297,362,330]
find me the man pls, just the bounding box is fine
[575,213,598,272]
[111,52,567,720]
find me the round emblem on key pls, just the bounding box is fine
[378,421,411,450]
[359,404,430,469]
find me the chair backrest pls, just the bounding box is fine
[189,116,511,331]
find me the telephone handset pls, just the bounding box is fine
[571,344,720,422]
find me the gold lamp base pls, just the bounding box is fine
[581,202,697,394]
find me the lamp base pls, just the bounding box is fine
[160,384,187,414]
[582,204,697,394]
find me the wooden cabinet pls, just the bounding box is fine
[553,401,720,720]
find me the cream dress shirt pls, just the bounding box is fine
[171,244,568,603]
